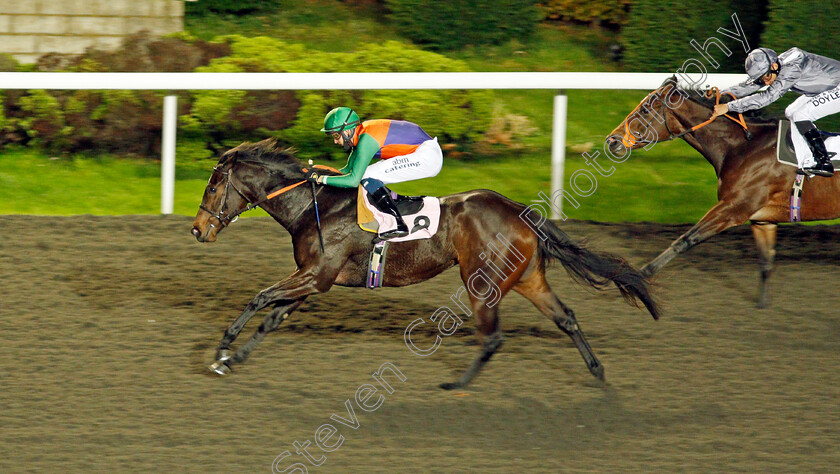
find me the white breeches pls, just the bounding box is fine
[362,138,443,185]
[786,86,840,166]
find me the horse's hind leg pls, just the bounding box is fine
[440,305,503,390]
[642,199,753,276]
[751,221,777,309]
[514,272,604,380]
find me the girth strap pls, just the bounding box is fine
[790,174,805,223]
[367,240,389,289]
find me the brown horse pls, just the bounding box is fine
[608,76,840,308]
[191,138,661,389]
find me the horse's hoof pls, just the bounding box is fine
[209,359,231,376]
[216,349,233,362]
[590,364,605,381]
[439,381,463,391]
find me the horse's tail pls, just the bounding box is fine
[537,219,661,320]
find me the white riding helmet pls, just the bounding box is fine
[745,47,779,84]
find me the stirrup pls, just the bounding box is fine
[374,226,409,243]
[802,161,834,177]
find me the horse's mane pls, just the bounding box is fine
[221,138,306,178]
[673,82,778,125]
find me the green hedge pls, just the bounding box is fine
[761,1,840,60]
[622,0,766,73]
[384,0,539,51]
[184,35,496,159]
[3,33,520,158]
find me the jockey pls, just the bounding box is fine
[308,106,443,240]
[713,47,840,177]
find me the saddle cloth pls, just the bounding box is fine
[776,119,840,167]
[356,186,441,242]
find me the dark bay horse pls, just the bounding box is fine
[608,76,840,308]
[192,138,661,389]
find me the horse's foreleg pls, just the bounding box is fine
[751,221,778,309]
[214,270,307,361]
[211,267,334,374]
[229,300,304,367]
[210,300,303,375]
[643,200,752,276]
[216,310,260,361]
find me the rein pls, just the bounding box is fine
[622,85,752,147]
[200,164,339,229]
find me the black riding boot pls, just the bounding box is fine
[369,187,409,240]
[802,127,835,177]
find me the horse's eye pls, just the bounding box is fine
[209,187,217,194]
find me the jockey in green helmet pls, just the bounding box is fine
[320,107,361,153]
[307,106,443,241]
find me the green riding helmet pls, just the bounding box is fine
[321,107,361,151]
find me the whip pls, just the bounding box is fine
[309,159,325,253]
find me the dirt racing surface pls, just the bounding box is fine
[2,215,840,472]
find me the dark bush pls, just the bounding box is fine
[761,0,840,60]
[622,0,767,73]
[6,32,228,155]
[35,31,230,72]
[340,0,386,15]
[539,0,631,27]
[185,0,281,15]
[384,0,539,51]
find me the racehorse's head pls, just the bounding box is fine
[192,138,307,242]
[606,75,692,157]
[191,148,253,242]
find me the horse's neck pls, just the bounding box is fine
[681,127,727,174]
[259,182,356,235]
[677,104,773,175]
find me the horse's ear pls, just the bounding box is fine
[218,148,238,166]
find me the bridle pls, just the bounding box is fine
[199,166,253,230]
[620,84,752,148]
[198,163,337,229]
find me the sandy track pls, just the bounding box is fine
[2,215,839,472]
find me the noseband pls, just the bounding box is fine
[199,166,251,229]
